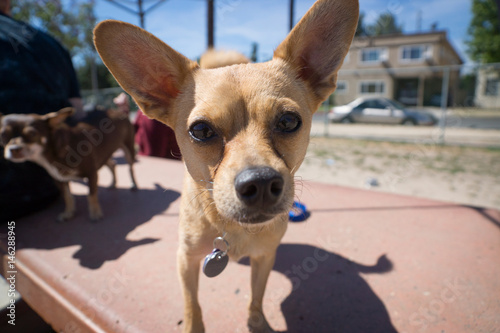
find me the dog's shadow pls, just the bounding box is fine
[14,183,180,269]
[240,243,398,333]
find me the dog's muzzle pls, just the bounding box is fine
[6,145,25,160]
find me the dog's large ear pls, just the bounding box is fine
[93,20,199,126]
[43,107,75,128]
[274,0,359,108]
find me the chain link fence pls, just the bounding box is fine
[82,63,500,147]
[81,87,129,110]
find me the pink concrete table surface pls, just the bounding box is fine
[1,155,499,332]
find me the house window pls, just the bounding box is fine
[401,45,431,62]
[336,80,347,94]
[360,48,388,64]
[485,78,499,96]
[360,81,385,94]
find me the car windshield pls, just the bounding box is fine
[385,99,406,110]
[349,98,364,107]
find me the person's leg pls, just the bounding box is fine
[0,159,60,222]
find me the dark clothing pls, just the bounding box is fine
[0,160,60,222]
[0,13,80,221]
[0,12,80,114]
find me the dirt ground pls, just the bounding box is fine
[296,137,500,210]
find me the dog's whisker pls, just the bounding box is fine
[187,186,216,208]
[170,149,182,159]
[295,179,313,201]
[290,163,300,175]
[188,190,205,205]
[201,200,218,218]
[294,178,304,193]
[196,95,216,112]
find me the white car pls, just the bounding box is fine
[328,97,437,126]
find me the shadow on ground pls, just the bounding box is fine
[241,243,397,333]
[11,183,180,269]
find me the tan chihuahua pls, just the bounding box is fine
[94,0,358,331]
[0,108,137,221]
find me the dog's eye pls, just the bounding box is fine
[189,122,217,142]
[23,127,38,139]
[275,113,302,133]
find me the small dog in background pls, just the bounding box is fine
[199,48,250,69]
[0,107,137,221]
[94,0,358,331]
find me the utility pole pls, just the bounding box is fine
[208,0,214,48]
[289,0,294,31]
[497,0,500,30]
[438,67,450,145]
[105,0,167,29]
[416,10,422,32]
[138,0,144,28]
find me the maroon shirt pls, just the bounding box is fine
[134,110,181,160]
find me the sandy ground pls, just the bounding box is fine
[296,137,500,210]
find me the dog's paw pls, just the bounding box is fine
[247,311,274,333]
[180,308,205,333]
[182,321,205,333]
[89,206,103,221]
[57,210,75,222]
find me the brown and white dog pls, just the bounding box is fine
[0,108,137,221]
[94,0,358,331]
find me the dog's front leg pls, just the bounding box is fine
[178,248,205,333]
[248,253,276,333]
[87,171,103,221]
[57,181,75,221]
[105,158,117,189]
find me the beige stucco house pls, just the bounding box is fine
[334,31,463,107]
[475,66,500,108]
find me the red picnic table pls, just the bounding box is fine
[0,155,499,332]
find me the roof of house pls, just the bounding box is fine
[351,30,463,64]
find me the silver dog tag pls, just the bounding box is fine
[203,249,228,278]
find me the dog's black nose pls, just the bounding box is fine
[235,167,284,208]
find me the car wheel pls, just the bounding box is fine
[402,118,417,126]
[341,117,353,124]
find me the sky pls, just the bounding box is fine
[94,0,473,63]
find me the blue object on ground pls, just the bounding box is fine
[289,201,310,222]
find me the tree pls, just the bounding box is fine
[11,0,117,89]
[366,12,402,36]
[459,73,477,106]
[355,12,366,36]
[11,0,92,56]
[466,0,500,63]
[76,60,119,90]
[250,42,258,63]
